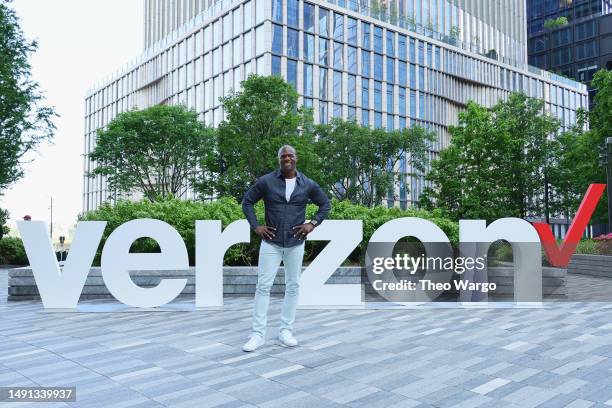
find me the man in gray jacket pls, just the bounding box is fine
[242,145,331,351]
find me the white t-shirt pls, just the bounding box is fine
[285,177,296,202]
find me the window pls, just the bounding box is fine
[348,74,356,105]
[410,64,416,88]
[233,36,242,65]
[333,71,342,103]
[419,67,424,89]
[375,112,382,128]
[387,84,393,113]
[399,87,406,116]
[334,103,342,118]
[410,90,416,117]
[575,20,597,41]
[334,42,343,69]
[387,115,394,130]
[386,57,394,83]
[304,33,315,62]
[223,43,231,70]
[551,28,571,48]
[223,15,232,43]
[419,92,425,119]
[386,31,395,57]
[361,78,369,108]
[347,46,357,73]
[319,38,329,65]
[272,24,283,54]
[287,59,297,88]
[552,47,572,66]
[304,64,313,96]
[319,8,329,37]
[576,40,597,61]
[374,26,383,53]
[362,22,371,49]
[409,38,415,62]
[304,3,315,32]
[374,54,383,80]
[418,42,424,65]
[347,17,357,45]
[320,102,328,123]
[255,25,266,56]
[320,68,328,99]
[398,34,406,61]
[362,110,369,126]
[287,28,299,58]
[272,0,282,22]
[272,55,281,75]
[233,8,242,35]
[374,81,382,108]
[361,50,370,77]
[287,0,299,27]
[244,1,252,29]
[334,13,344,41]
[244,31,252,60]
[398,61,407,85]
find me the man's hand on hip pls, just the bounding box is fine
[292,223,314,240]
[255,226,276,240]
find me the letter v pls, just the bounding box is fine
[533,184,606,268]
[17,221,106,309]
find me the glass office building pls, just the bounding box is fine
[84,0,588,212]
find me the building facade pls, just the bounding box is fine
[527,0,612,105]
[83,0,588,212]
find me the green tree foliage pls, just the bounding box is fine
[0,1,55,193]
[422,93,560,221]
[0,237,27,265]
[555,69,612,223]
[315,118,434,207]
[543,16,569,30]
[0,208,9,239]
[89,105,215,201]
[209,74,320,201]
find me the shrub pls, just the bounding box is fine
[0,237,28,266]
[81,197,459,266]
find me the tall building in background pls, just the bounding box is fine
[527,0,612,105]
[84,0,587,213]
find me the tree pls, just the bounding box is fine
[0,1,55,193]
[89,105,215,201]
[209,74,320,201]
[492,92,559,220]
[421,93,560,221]
[0,208,9,239]
[315,118,434,207]
[421,102,510,220]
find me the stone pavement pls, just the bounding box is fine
[1,269,612,408]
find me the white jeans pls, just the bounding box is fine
[251,240,305,337]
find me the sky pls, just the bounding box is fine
[1,0,143,240]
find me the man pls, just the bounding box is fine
[242,145,331,352]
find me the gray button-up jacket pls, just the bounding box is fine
[242,170,331,248]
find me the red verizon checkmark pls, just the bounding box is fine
[533,183,606,267]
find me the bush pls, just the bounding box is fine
[81,197,459,266]
[0,237,28,266]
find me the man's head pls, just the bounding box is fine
[278,145,297,173]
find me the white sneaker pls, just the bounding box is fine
[278,329,298,347]
[242,334,264,352]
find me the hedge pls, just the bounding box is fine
[0,237,28,266]
[80,197,459,266]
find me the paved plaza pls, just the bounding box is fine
[0,269,612,408]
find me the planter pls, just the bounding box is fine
[8,265,566,301]
[568,254,612,278]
